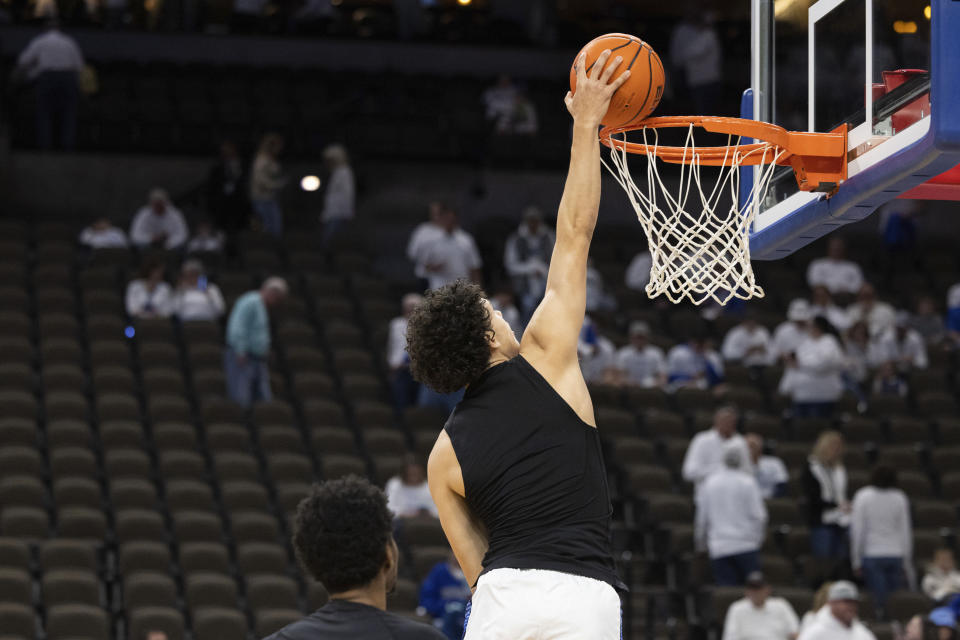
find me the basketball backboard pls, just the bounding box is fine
[745,0,960,260]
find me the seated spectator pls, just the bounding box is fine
[781,316,845,418]
[923,549,960,603]
[624,250,652,292]
[170,260,225,322]
[871,312,929,373]
[811,286,853,333]
[493,89,538,136]
[844,321,873,384]
[799,582,835,635]
[225,277,288,408]
[417,208,482,291]
[385,456,437,518]
[847,283,896,338]
[186,221,225,255]
[746,433,788,499]
[407,202,447,286]
[682,406,750,495]
[721,313,774,368]
[125,257,172,319]
[387,293,423,409]
[129,188,188,250]
[806,237,864,298]
[578,316,616,383]
[320,144,356,247]
[490,289,522,338]
[79,217,128,249]
[773,299,812,363]
[695,445,767,586]
[418,551,471,640]
[910,296,946,346]
[722,571,800,640]
[871,361,908,398]
[667,336,724,389]
[850,466,913,618]
[503,206,554,320]
[615,321,667,388]
[797,581,876,640]
[585,259,617,313]
[801,431,851,558]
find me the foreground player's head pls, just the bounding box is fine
[406,280,520,393]
[292,475,398,607]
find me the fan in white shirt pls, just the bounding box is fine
[384,457,438,518]
[869,313,928,372]
[129,189,189,250]
[682,406,751,494]
[614,321,667,388]
[170,260,225,323]
[186,221,225,255]
[811,286,852,333]
[79,218,128,249]
[797,582,876,640]
[806,237,865,297]
[417,209,482,291]
[386,294,424,372]
[624,250,652,292]
[922,548,960,602]
[407,202,449,281]
[745,433,788,499]
[722,572,799,640]
[846,284,896,338]
[722,316,774,368]
[773,300,812,362]
[667,338,724,390]
[125,257,172,319]
[779,317,846,413]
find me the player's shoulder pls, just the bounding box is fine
[377,609,448,639]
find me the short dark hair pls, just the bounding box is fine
[292,475,393,593]
[871,465,898,489]
[406,280,492,393]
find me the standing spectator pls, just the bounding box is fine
[264,476,446,640]
[773,299,812,363]
[806,237,865,298]
[170,260,225,323]
[871,312,929,373]
[668,336,724,389]
[801,431,851,558]
[625,250,652,292]
[800,582,835,635]
[418,552,471,640]
[910,296,946,346]
[407,202,447,287]
[695,446,767,586]
[186,221,226,256]
[585,260,617,313]
[129,189,189,250]
[668,9,723,114]
[746,433,788,499]
[14,19,84,151]
[721,314,775,368]
[577,316,617,383]
[615,321,667,388]
[797,581,876,640]
[922,549,960,602]
[811,286,853,333]
[503,206,554,321]
[682,406,750,495]
[847,284,896,338]
[205,140,248,253]
[250,133,287,237]
[320,144,356,247]
[224,277,288,407]
[850,466,913,618]
[387,293,423,409]
[125,257,172,319]
[782,316,846,418]
[722,571,800,640]
[79,217,128,249]
[418,209,482,291]
[385,456,437,518]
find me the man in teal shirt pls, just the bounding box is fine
[225,276,288,406]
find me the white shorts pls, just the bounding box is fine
[462,568,622,640]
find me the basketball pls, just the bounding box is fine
[569,33,665,129]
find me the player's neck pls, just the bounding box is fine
[330,581,387,611]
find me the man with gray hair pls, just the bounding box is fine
[224,277,288,407]
[695,443,767,586]
[797,581,876,640]
[682,405,751,496]
[130,188,189,250]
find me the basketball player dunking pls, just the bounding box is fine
[404,50,630,639]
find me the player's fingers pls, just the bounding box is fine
[589,49,611,81]
[575,51,588,84]
[599,55,623,84]
[607,69,631,93]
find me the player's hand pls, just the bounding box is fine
[565,49,630,127]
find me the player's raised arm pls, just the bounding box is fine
[521,50,629,367]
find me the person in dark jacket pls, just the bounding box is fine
[801,430,851,559]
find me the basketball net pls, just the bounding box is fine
[602,124,785,306]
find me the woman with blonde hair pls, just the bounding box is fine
[798,581,833,635]
[250,133,287,236]
[802,431,851,558]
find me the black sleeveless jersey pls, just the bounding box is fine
[444,355,625,591]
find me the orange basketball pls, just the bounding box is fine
[569,33,665,129]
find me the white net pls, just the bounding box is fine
[603,124,786,306]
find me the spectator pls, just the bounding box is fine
[418,551,471,640]
[922,549,960,602]
[879,201,918,254]
[811,286,853,333]
[721,314,775,368]
[494,89,538,136]
[417,208,482,291]
[695,445,767,586]
[129,189,188,250]
[577,316,616,383]
[625,250,652,292]
[615,321,667,388]
[387,293,423,409]
[910,296,946,346]
[682,406,750,494]
[773,299,812,363]
[407,202,447,287]
[385,455,437,518]
[320,144,356,247]
[871,312,929,373]
[264,476,446,640]
[186,221,226,255]
[781,316,846,418]
[844,321,873,385]
[806,237,865,298]
[125,257,172,319]
[483,75,518,132]
[250,133,287,237]
[170,260,225,323]
[801,431,851,558]
[850,466,913,618]
[144,633,168,640]
[746,433,788,499]
[796,581,876,640]
[847,284,896,338]
[205,140,248,252]
[585,259,617,313]
[79,217,128,249]
[722,571,800,640]
[490,289,522,338]
[668,336,724,389]
[503,206,554,321]
[224,277,288,407]
[14,19,84,151]
[800,582,835,635]
[668,9,722,114]
[871,361,908,398]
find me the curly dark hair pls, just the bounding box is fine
[292,475,393,593]
[406,280,493,393]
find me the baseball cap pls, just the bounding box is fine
[745,571,766,588]
[827,581,859,602]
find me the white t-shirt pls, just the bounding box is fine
[129,206,189,249]
[625,251,652,291]
[806,258,865,295]
[682,430,751,489]
[696,468,767,558]
[420,229,483,291]
[171,284,225,322]
[320,165,356,223]
[187,233,225,254]
[722,596,799,640]
[849,486,912,570]
[846,301,896,338]
[407,222,445,278]
[125,280,172,318]
[615,344,666,387]
[782,334,845,403]
[384,477,438,518]
[16,30,84,79]
[79,226,128,249]
[579,335,616,383]
[797,605,876,640]
[948,283,960,310]
[722,325,774,367]
[755,455,789,499]
[869,327,928,369]
[772,322,807,359]
[386,316,409,370]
